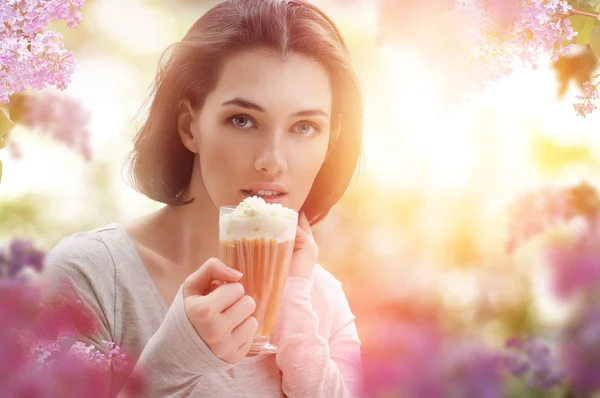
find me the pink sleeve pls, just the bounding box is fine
[274,277,364,397]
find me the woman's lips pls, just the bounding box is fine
[241,189,287,204]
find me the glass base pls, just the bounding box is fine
[247,336,277,355]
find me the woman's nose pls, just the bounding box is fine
[254,133,287,177]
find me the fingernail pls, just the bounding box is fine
[227,267,243,277]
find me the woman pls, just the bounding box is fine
[42,0,364,396]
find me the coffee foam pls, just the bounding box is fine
[219,196,298,242]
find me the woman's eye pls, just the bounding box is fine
[230,116,255,129]
[294,122,318,136]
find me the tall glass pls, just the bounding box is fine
[218,205,298,354]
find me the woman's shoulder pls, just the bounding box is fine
[47,223,120,263]
[42,223,129,288]
[309,264,350,310]
[40,224,132,343]
[311,264,343,290]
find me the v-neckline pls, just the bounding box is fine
[110,222,170,313]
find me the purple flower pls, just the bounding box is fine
[503,336,564,390]
[546,242,600,299]
[561,304,600,394]
[505,181,600,254]
[443,342,505,398]
[505,186,576,253]
[13,354,112,398]
[0,280,144,396]
[66,340,128,372]
[362,321,445,397]
[20,92,92,161]
[455,0,576,85]
[6,139,22,159]
[574,79,600,118]
[30,339,62,366]
[362,320,505,398]
[0,237,46,281]
[0,0,85,103]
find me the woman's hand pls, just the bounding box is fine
[182,258,258,364]
[288,212,319,280]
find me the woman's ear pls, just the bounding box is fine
[177,99,199,153]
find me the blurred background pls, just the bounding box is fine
[2,0,600,395]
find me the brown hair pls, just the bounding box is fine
[127,0,364,225]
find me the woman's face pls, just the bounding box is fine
[185,47,332,211]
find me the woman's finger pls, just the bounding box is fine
[298,212,313,239]
[295,222,311,246]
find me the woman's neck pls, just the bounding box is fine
[134,165,220,273]
[158,197,220,270]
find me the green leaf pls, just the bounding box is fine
[0,194,44,232]
[0,106,15,184]
[0,106,14,150]
[590,23,600,56]
[575,0,600,15]
[573,0,596,11]
[569,15,599,45]
[5,92,28,124]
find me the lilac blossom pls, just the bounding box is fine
[505,181,600,253]
[504,336,564,390]
[455,0,576,84]
[545,238,600,299]
[20,92,92,161]
[362,320,505,397]
[505,186,577,253]
[0,235,145,396]
[0,238,45,281]
[574,79,600,117]
[0,281,142,396]
[0,0,85,103]
[561,304,600,395]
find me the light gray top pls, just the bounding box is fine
[41,223,364,397]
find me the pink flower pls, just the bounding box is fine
[504,336,565,389]
[362,319,505,397]
[0,280,144,396]
[546,242,600,299]
[29,338,62,366]
[0,236,145,395]
[0,0,85,103]
[561,304,600,395]
[505,181,600,253]
[505,186,576,253]
[455,0,576,84]
[66,340,128,372]
[6,139,22,159]
[103,341,128,371]
[573,79,600,118]
[20,92,92,161]
[1,237,46,280]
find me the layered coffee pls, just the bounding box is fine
[219,196,298,353]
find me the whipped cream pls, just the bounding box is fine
[219,196,298,242]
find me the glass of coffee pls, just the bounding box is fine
[218,197,298,354]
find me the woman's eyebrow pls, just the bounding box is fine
[292,108,329,118]
[222,97,265,112]
[222,97,329,118]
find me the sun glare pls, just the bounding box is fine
[363,43,478,190]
